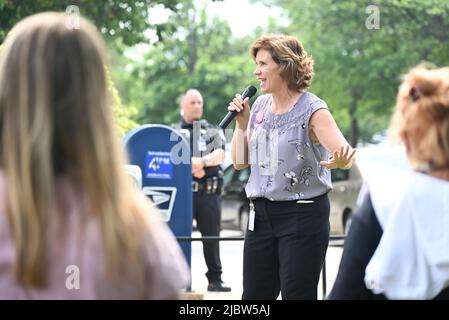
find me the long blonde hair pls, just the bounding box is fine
[0,12,150,287]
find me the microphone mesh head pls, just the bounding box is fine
[243,85,257,99]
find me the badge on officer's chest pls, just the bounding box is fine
[198,136,207,152]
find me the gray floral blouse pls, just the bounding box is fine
[245,92,332,201]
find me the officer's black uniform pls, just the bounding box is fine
[173,119,228,289]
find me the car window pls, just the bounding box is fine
[229,167,250,183]
[331,168,349,182]
[223,165,235,186]
[237,168,250,182]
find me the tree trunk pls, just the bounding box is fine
[349,87,362,147]
[187,9,198,76]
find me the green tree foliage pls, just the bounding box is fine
[0,0,186,45]
[0,0,188,136]
[114,2,258,128]
[107,68,139,138]
[259,0,449,145]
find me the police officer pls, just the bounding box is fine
[174,89,231,292]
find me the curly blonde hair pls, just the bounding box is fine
[391,64,449,172]
[250,35,314,92]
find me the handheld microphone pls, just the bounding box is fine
[219,85,257,129]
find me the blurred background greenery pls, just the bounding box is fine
[1,0,448,144]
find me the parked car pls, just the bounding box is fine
[221,163,363,235]
[328,163,363,235]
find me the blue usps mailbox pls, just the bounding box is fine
[123,124,192,283]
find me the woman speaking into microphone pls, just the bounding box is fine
[228,34,356,300]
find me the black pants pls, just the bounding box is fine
[242,194,330,300]
[193,193,222,283]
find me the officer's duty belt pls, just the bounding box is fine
[192,176,221,194]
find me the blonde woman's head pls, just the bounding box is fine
[391,64,449,172]
[0,11,111,175]
[0,12,148,287]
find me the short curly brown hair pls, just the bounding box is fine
[390,64,449,171]
[250,35,314,92]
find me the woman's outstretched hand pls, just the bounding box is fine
[320,145,356,170]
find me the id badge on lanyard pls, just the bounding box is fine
[248,201,255,232]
